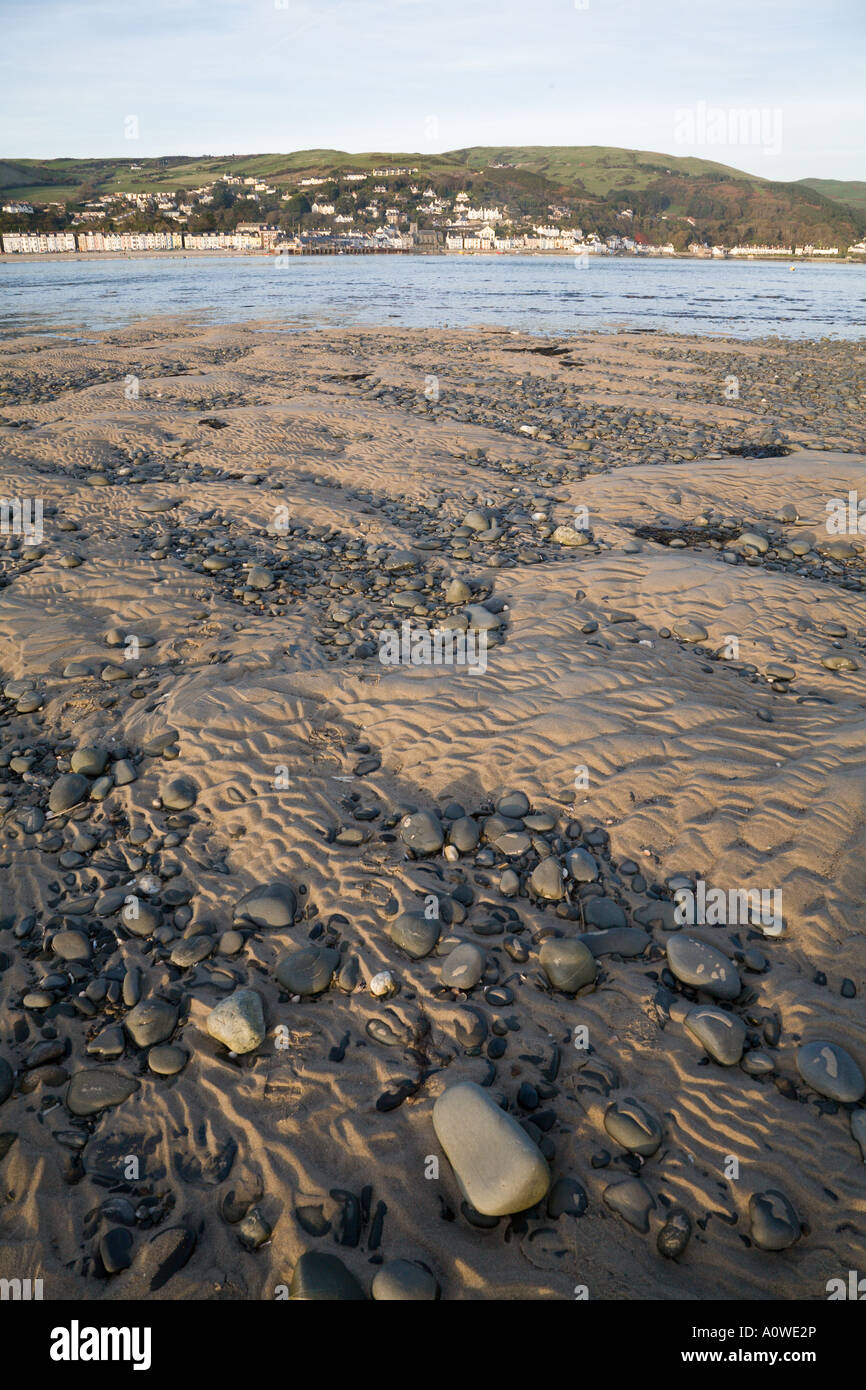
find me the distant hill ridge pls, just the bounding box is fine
[2,146,864,249]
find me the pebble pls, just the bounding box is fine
[234,881,297,927]
[539,938,596,993]
[369,970,396,998]
[440,943,485,990]
[400,811,444,855]
[207,989,266,1053]
[124,998,178,1048]
[684,1005,747,1065]
[666,936,741,999]
[48,772,89,813]
[749,1189,800,1251]
[290,1252,365,1300]
[432,1080,550,1216]
[796,1041,865,1102]
[657,1207,692,1259]
[604,1098,662,1155]
[148,1045,188,1076]
[275,945,339,995]
[565,847,598,882]
[51,930,91,962]
[387,912,440,959]
[672,618,709,642]
[448,817,481,853]
[603,1178,655,1232]
[161,777,197,810]
[100,1227,134,1275]
[530,856,566,901]
[66,1069,139,1116]
[371,1259,439,1300]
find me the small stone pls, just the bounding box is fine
[749,1189,800,1251]
[71,747,108,776]
[387,912,440,959]
[657,1207,692,1259]
[162,777,197,810]
[604,1098,662,1156]
[290,1252,365,1300]
[684,1005,747,1065]
[552,525,590,546]
[448,817,480,853]
[440,943,485,990]
[796,1041,865,1102]
[234,881,297,928]
[100,1227,134,1274]
[565,847,598,882]
[603,1178,655,1232]
[666,936,741,999]
[275,946,338,996]
[51,930,91,962]
[48,773,89,813]
[672,618,709,642]
[369,970,396,998]
[247,566,274,591]
[170,935,213,968]
[66,1069,139,1116]
[496,789,530,818]
[371,1259,439,1300]
[207,989,266,1053]
[539,938,596,993]
[148,1045,188,1076]
[237,1207,272,1250]
[400,811,444,856]
[124,998,177,1048]
[121,900,162,937]
[530,856,565,901]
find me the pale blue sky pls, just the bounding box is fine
[2,0,863,179]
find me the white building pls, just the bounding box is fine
[2,231,76,253]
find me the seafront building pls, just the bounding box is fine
[2,231,77,253]
[0,225,849,260]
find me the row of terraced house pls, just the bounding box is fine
[2,227,278,253]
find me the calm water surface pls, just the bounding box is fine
[1,254,864,339]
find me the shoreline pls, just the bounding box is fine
[1,248,864,266]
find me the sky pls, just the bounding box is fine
[2,0,864,179]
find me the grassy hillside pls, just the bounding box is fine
[796,178,866,214]
[2,147,863,248]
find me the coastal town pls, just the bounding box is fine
[2,164,863,259]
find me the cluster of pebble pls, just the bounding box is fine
[634,506,866,596]
[133,509,511,658]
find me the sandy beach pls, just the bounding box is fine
[1,319,865,1301]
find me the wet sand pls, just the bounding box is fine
[0,320,864,1300]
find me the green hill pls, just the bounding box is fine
[796,178,866,215]
[3,146,863,249]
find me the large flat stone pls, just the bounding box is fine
[432,1080,550,1217]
